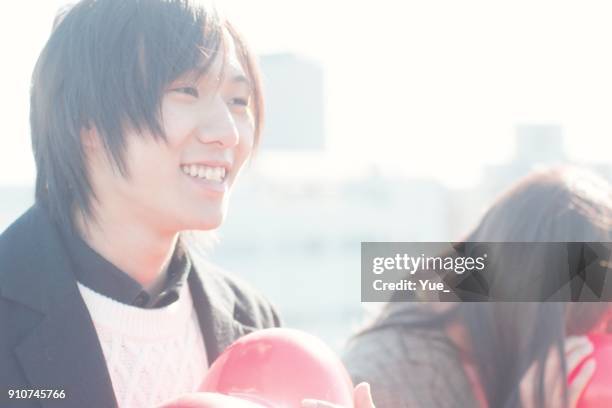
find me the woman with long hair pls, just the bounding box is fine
[344,166,612,407]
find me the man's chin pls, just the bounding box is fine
[170,207,226,232]
[194,212,225,231]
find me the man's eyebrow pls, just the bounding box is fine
[230,74,251,87]
[173,69,251,90]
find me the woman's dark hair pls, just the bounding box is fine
[31,0,264,232]
[363,166,612,407]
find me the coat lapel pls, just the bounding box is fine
[1,205,117,408]
[13,296,117,408]
[187,252,256,364]
[1,205,255,408]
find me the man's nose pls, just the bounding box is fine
[196,96,240,148]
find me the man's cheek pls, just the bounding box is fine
[236,129,255,161]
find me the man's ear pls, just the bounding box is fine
[81,124,104,153]
[80,125,125,177]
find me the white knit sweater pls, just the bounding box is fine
[77,281,209,408]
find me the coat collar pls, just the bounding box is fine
[1,204,117,408]
[187,251,260,361]
[0,204,251,407]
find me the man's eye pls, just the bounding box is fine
[229,97,249,107]
[174,87,199,98]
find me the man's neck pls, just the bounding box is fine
[74,210,178,291]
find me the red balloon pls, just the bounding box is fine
[569,334,612,408]
[199,328,354,407]
[157,392,268,408]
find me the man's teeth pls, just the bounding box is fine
[181,165,226,182]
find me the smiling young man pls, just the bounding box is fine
[0,1,377,407]
[0,1,279,407]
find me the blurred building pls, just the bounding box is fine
[259,53,326,151]
[482,124,567,197]
[447,124,612,239]
[446,125,568,238]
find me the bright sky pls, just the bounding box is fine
[2,0,612,187]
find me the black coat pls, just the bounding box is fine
[0,204,281,408]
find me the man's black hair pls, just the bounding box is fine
[31,0,263,232]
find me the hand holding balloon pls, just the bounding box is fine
[156,392,267,408]
[568,334,612,408]
[157,384,375,408]
[520,336,596,408]
[301,382,375,408]
[200,328,357,407]
[158,328,373,408]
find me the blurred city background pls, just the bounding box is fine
[2,0,612,350]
